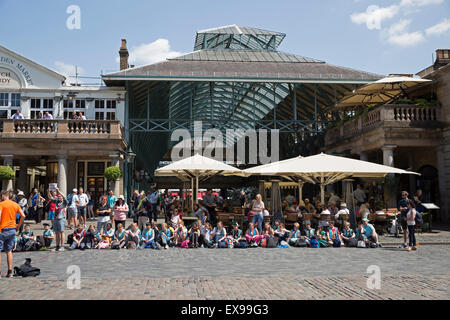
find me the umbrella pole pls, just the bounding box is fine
[298,181,304,203]
[195,175,199,204]
[320,175,325,204]
[191,178,194,213]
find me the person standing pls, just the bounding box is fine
[251,194,265,233]
[113,195,128,230]
[398,191,410,249]
[148,187,160,223]
[86,190,95,220]
[11,109,24,119]
[33,192,45,224]
[406,200,417,252]
[353,184,366,207]
[0,190,25,278]
[96,196,111,235]
[52,188,68,252]
[135,191,150,232]
[203,189,218,226]
[67,188,79,229]
[77,187,89,228]
[107,190,117,211]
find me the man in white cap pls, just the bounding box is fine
[78,187,89,228]
[335,202,350,228]
[66,188,79,229]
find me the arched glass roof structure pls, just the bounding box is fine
[103,25,382,187]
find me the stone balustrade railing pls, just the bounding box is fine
[325,104,442,146]
[0,119,123,140]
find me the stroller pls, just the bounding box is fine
[390,214,403,238]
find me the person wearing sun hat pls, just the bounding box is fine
[359,218,380,247]
[230,221,247,248]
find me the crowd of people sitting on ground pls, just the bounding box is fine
[0,185,398,252]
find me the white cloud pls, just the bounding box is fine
[350,0,444,30]
[54,61,85,84]
[400,0,444,7]
[351,4,400,30]
[117,39,183,66]
[386,19,425,46]
[426,18,450,36]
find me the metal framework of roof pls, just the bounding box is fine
[102,25,383,192]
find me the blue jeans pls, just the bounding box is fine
[252,214,263,232]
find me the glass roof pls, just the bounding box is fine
[194,25,286,51]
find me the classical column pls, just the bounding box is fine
[2,155,14,191]
[258,180,266,204]
[271,180,282,222]
[382,145,396,167]
[382,145,397,208]
[18,159,28,193]
[360,151,369,162]
[109,153,122,197]
[57,155,68,196]
[30,168,36,190]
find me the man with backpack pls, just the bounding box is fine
[0,190,26,278]
[66,188,79,230]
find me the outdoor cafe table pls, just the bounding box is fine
[182,216,198,228]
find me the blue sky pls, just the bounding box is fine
[1,0,449,82]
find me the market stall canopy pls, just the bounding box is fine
[337,75,432,108]
[155,154,242,210]
[155,154,242,181]
[242,153,419,203]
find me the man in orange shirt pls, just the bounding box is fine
[0,190,25,278]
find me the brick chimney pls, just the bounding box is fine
[435,49,450,68]
[119,39,129,70]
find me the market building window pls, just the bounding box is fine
[30,98,54,119]
[64,99,86,119]
[95,99,116,120]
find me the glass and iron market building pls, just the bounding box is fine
[1,25,450,222]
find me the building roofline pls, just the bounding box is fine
[0,45,66,82]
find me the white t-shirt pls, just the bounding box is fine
[78,193,89,207]
[407,209,416,226]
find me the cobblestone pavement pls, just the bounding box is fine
[3,219,449,300]
[1,244,450,299]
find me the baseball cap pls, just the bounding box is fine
[73,188,78,192]
[362,218,369,222]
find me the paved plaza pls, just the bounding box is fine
[1,237,450,300]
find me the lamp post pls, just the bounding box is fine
[124,145,136,203]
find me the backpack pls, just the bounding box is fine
[415,212,423,225]
[346,238,358,248]
[295,238,308,248]
[67,234,74,246]
[66,194,74,206]
[333,238,342,248]
[111,240,120,250]
[277,241,290,248]
[310,236,320,248]
[23,239,41,252]
[14,259,40,277]
[266,236,277,248]
[357,240,367,248]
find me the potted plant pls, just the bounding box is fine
[103,166,123,181]
[0,166,15,181]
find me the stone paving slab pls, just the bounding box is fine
[1,274,449,300]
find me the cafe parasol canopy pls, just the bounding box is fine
[155,154,242,211]
[242,153,419,204]
[337,75,432,108]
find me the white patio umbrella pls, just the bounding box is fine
[243,153,419,204]
[337,76,431,108]
[155,154,242,211]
